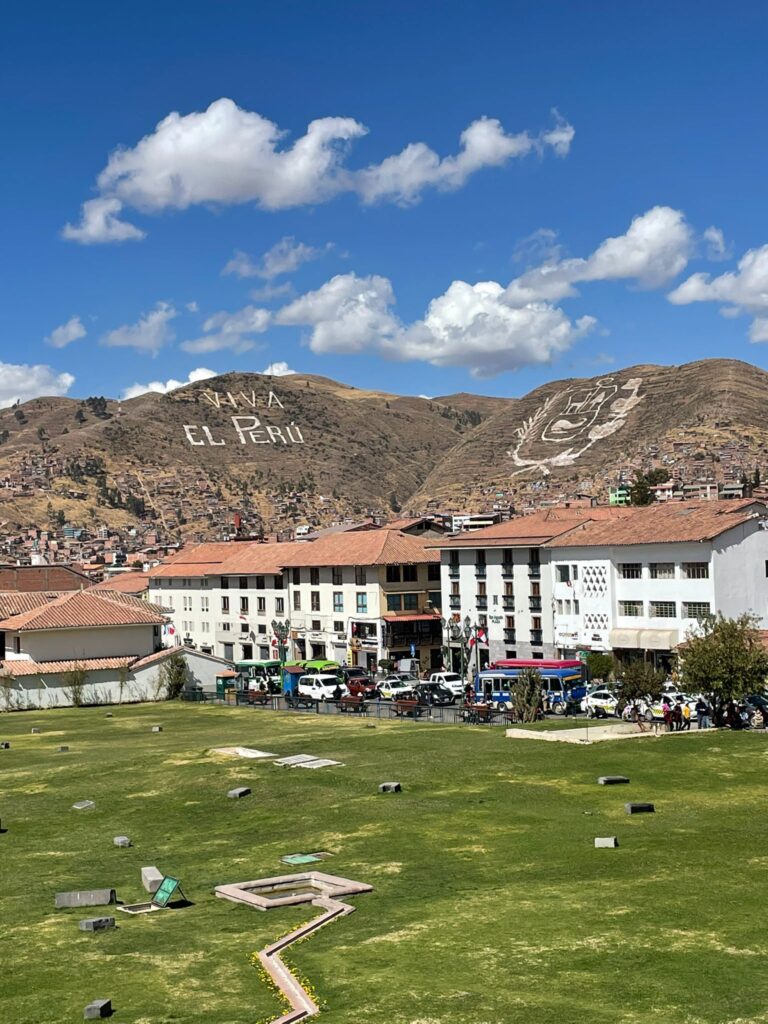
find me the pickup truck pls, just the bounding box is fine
[427,672,465,697]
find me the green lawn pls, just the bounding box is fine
[2,703,768,1024]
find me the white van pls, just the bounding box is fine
[428,672,464,696]
[297,674,347,701]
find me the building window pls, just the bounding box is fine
[505,615,515,628]
[683,601,711,619]
[275,597,284,615]
[311,591,320,611]
[220,621,231,632]
[532,616,542,630]
[220,576,229,589]
[333,592,344,613]
[573,599,580,614]
[619,600,643,617]
[240,621,249,633]
[241,643,253,660]
[403,593,419,611]
[477,581,487,596]
[257,624,267,635]
[530,581,540,597]
[183,596,192,611]
[649,563,675,580]
[355,566,366,585]
[571,565,578,580]
[427,563,440,581]
[356,593,368,614]
[682,562,709,579]
[200,596,209,613]
[257,596,266,614]
[332,567,343,585]
[221,596,230,613]
[310,568,320,586]
[619,563,642,579]
[292,568,301,585]
[386,565,401,583]
[532,652,544,660]
[505,650,517,659]
[428,591,442,609]
[293,592,301,611]
[223,643,233,660]
[240,596,249,614]
[201,621,210,633]
[387,594,402,612]
[403,564,417,582]
[274,573,284,590]
[334,620,344,633]
[311,619,321,631]
[650,601,676,618]
[239,576,248,590]
[556,565,570,583]
[255,575,265,590]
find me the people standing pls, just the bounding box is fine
[695,697,710,730]
[681,702,691,731]
[662,699,672,732]
[672,701,683,731]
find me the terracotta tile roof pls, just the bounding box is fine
[148,541,304,578]
[0,591,166,631]
[0,592,64,619]
[545,499,765,548]
[131,647,234,670]
[218,542,305,575]
[432,507,635,548]
[277,530,438,567]
[0,656,135,677]
[91,572,151,595]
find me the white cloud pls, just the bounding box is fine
[0,363,75,407]
[249,282,294,302]
[121,367,217,400]
[504,206,694,306]
[275,272,593,377]
[668,244,768,342]
[180,303,271,354]
[703,225,730,261]
[261,361,296,376]
[100,302,176,356]
[46,315,86,349]
[63,98,573,241]
[62,197,145,244]
[223,237,326,279]
[185,301,199,313]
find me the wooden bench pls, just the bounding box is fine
[392,699,426,718]
[247,690,270,705]
[460,703,494,724]
[337,695,367,714]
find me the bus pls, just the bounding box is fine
[475,659,587,713]
[236,659,282,693]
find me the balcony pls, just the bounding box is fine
[504,629,516,643]
[502,562,515,577]
[448,564,460,578]
[474,563,487,577]
[529,597,542,612]
[502,596,515,610]
[528,563,541,579]
[475,596,488,610]
[530,629,543,645]
[449,595,461,610]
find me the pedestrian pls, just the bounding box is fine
[681,702,691,731]
[332,682,342,702]
[695,697,710,730]
[672,701,683,731]
[662,700,672,731]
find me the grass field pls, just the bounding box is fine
[2,703,768,1024]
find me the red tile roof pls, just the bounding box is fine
[91,572,151,595]
[277,531,438,567]
[148,541,304,578]
[545,499,765,548]
[432,507,635,548]
[0,591,166,632]
[131,647,233,670]
[0,656,135,677]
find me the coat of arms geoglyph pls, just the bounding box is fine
[508,376,644,477]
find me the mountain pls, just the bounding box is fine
[2,359,768,540]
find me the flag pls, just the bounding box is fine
[162,622,175,637]
[239,615,248,622]
[468,626,489,648]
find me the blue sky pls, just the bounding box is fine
[3,2,768,404]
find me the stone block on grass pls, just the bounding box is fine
[79,917,115,932]
[141,866,163,894]
[598,775,630,785]
[31,727,40,734]
[151,725,163,733]
[594,836,619,848]
[83,999,112,1019]
[0,741,10,749]
[59,746,70,753]
[113,836,131,848]
[625,802,655,814]
[378,781,402,793]
[56,889,116,909]
[227,786,251,799]
[72,800,95,810]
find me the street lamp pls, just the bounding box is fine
[271,618,291,665]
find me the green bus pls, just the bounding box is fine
[236,660,282,692]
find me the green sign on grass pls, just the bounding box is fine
[152,876,181,908]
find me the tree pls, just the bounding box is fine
[629,468,670,506]
[585,652,615,682]
[754,467,761,488]
[618,660,665,707]
[158,650,190,700]
[679,613,768,710]
[511,668,543,723]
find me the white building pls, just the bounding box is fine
[546,498,768,667]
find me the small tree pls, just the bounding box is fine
[679,612,768,711]
[63,662,88,707]
[158,650,190,700]
[618,660,665,708]
[511,668,543,723]
[585,652,615,682]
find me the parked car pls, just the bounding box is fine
[339,667,377,696]
[379,677,417,700]
[413,682,456,706]
[642,693,698,722]
[428,672,465,696]
[580,688,619,716]
[297,674,348,702]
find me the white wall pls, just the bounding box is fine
[15,624,157,662]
